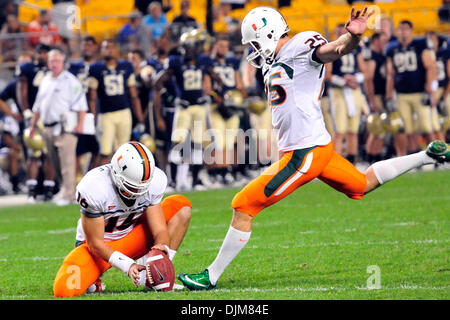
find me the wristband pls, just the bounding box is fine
[108,251,134,275]
[330,75,346,87]
[430,80,438,92]
[355,72,365,84]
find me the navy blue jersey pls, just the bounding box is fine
[386,37,432,94]
[88,60,135,113]
[17,62,47,107]
[0,79,19,108]
[331,46,362,77]
[68,60,91,94]
[210,57,240,94]
[363,48,386,96]
[169,55,208,106]
[436,45,449,89]
[147,57,178,108]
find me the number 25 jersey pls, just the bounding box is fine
[262,31,331,152]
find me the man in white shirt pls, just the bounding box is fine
[29,49,88,206]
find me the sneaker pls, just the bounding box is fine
[426,141,450,163]
[193,180,207,191]
[87,278,105,293]
[177,269,216,291]
[53,198,72,206]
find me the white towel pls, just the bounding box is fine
[343,87,357,118]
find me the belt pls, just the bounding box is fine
[43,122,59,127]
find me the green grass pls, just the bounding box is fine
[0,170,449,300]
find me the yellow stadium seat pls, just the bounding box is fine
[19,0,53,24]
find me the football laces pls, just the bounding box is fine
[146,265,154,285]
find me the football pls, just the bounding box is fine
[144,249,175,291]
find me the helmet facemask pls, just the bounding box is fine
[111,168,152,200]
[245,39,276,68]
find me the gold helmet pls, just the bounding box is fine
[380,111,404,134]
[224,90,244,108]
[139,133,156,154]
[180,30,197,45]
[246,96,267,115]
[191,29,213,52]
[366,113,385,137]
[23,127,46,157]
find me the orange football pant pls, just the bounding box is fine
[232,142,366,217]
[53,194,192,297]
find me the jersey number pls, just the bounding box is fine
[183,69,203,91]
[214,66,236,89]
[304,35,327,49]
[393,51,418,73]
[104,212,138,233]
[340,54,356,74]
[104,74,125,96]
[265,72,286,107]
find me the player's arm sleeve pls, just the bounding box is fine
[294,31,329,67]
[361,47,372,61]
[18,63,31,79]
[127,73,137,87]
[150,170,168,206]
[168,56,180,70]
[87,65,99,90]
[76,185,104,218]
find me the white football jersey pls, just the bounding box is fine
[75,164,167,242]
[262,31,331,152]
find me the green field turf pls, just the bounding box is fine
[0,170,449,300]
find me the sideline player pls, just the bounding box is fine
[385,20,438,155]
[153,30,213,191]
[362,32,389,162]
[178,6,450,290]
[207,34,246,185]
[326,23,368,164]
[87,39,145,165]
[53,141,192,297]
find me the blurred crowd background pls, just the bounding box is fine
[0,0,448,205]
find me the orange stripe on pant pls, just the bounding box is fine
[53,194,191,297]
[232,142,366,217]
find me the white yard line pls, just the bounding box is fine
[195,238,449,251]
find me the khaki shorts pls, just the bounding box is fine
[320,96,334,136]
[329,87,367,134]
[397,93,433,135]
[171,105,207,145]
[209,111,240,151]
[98,108,132,156]
[250,105,273,141]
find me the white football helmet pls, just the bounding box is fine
[241,6,290,68]
[110,141,156,200]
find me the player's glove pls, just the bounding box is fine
[385,99,397,113]
[421,93,432,106]
[174,98,190,109]
[197,96,212,105]
[133,123,146,135]
[437,98,448,116]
